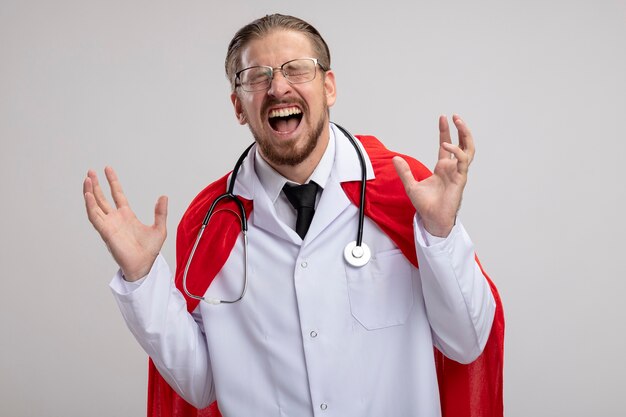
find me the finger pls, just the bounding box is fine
[84,189,106,231]
[453,114,475,164]
[104,166,130,209]
[87,170,113,214]
[442,142,470,175]
[153,195,168,233]
[392,156,417,192]
[83,174,93,195]
[438,115,452,160]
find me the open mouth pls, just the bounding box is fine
[268,106,303,133]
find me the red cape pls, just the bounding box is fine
[147,135,505,417]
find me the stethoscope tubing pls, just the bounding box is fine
[333,123,367,247]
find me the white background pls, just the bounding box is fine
[1,0,624,415]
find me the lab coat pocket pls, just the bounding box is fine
[345,248,414,330]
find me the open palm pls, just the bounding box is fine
[393,115,475,237]
[83,167,168,281]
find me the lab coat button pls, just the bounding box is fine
[301,261,308,268]
[310,330,318,338]
[320,403,328,410]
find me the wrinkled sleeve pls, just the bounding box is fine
[414,218,496,364]
[110,254,215,408]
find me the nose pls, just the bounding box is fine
[267,69,292,97]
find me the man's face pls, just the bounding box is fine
[231,30,336,169]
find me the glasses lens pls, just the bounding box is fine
[239,67,272,92]
[237,59,319,92]
[283,59,316,84]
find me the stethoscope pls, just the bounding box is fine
[182,123,371,305]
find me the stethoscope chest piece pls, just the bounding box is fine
[344,241,371,267]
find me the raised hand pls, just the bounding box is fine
[83,167,168,281]
[392,114,475,238]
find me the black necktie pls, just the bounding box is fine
[283,182,319,239]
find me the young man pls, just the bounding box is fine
[84,14,503,417]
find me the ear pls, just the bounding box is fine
[230,91,247,125]
[323,70,337,108]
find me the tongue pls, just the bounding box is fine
[273,117,300,133]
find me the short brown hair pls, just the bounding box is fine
[225,14,331,90]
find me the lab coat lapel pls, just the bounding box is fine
[303,173,352,243]
[231,145,300,244]
[252,175,301,244]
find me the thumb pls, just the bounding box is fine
[154,195,168,232]
[392,156,415,191]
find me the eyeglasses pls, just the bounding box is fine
[235,58,326,92]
